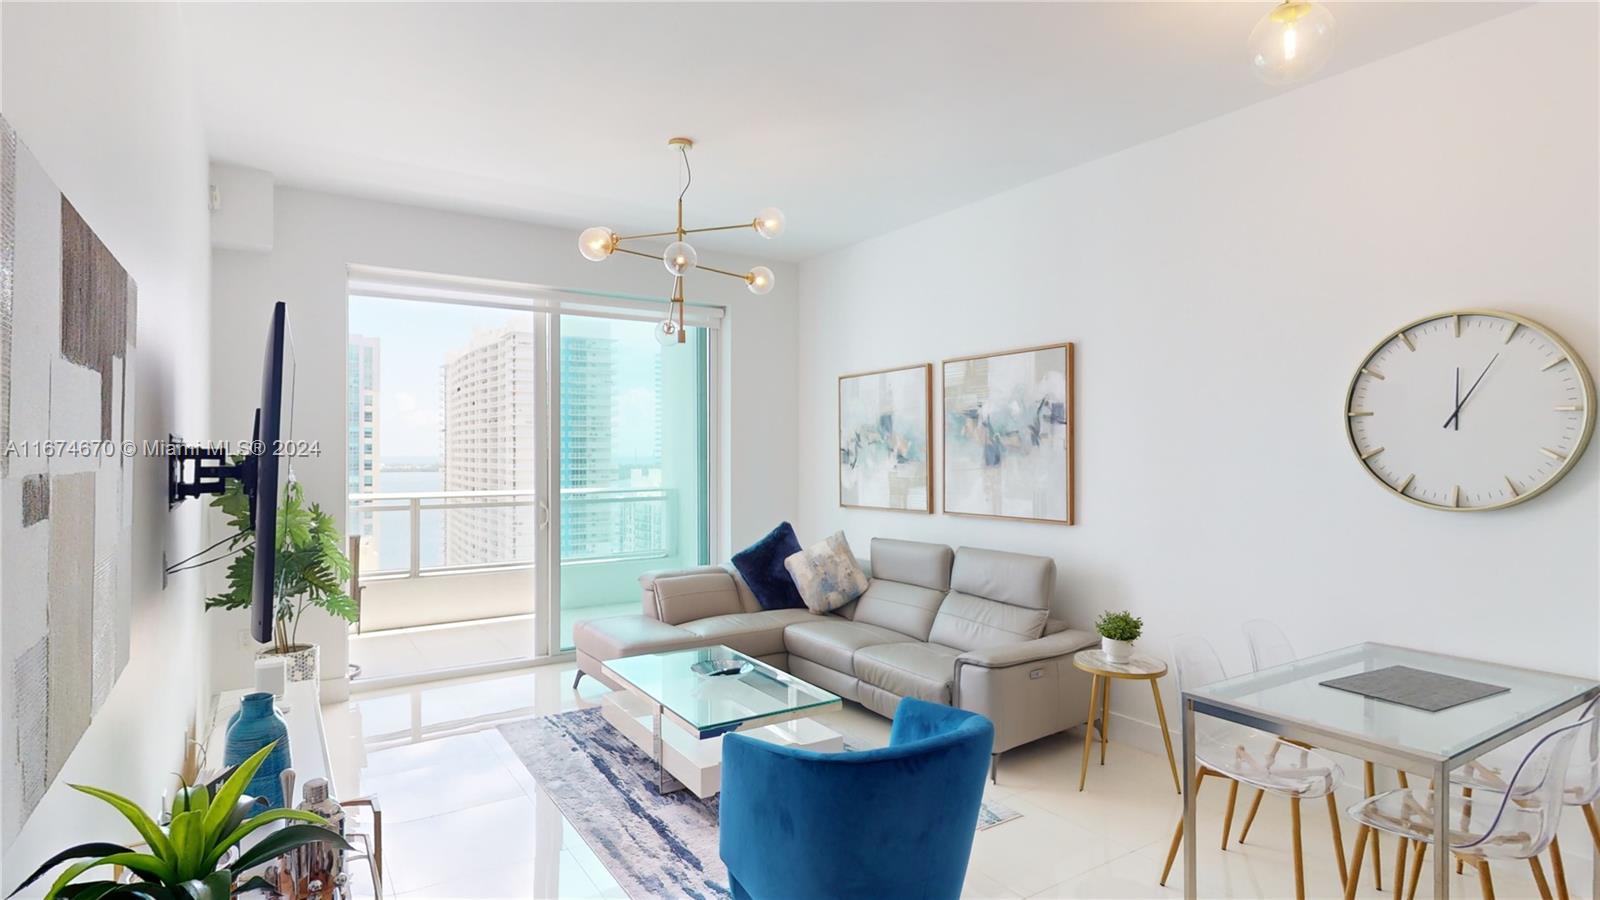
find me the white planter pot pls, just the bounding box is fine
[259,644,319,684]
[1101,637,1134,663]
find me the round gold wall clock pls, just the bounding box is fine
[1344,310,1595,511]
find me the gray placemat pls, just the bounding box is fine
[1320,665,1509,712]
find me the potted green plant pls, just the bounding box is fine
[207,476,357,684]
[8,742,351,899]
[1095,610,1143,664]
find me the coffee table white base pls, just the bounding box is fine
[599,689,843,799]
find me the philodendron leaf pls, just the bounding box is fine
[228,824,352,875]
[6,844,136,898]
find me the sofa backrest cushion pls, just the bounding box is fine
[927,547,1056,651]
[949,546,1054,610]
[928,592,1050,652]
[868,538,953,591]
[650,570,745,625]
[849,579,947,641]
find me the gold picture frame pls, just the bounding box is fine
[838,363,934,513]
[942,343,1075,525]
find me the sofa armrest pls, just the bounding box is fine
[638,567,746,624]
[955,628,1097,670]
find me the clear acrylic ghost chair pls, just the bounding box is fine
[1238,620,1402,893]
[1158,634,1347,900]
[1445,695,1600,900]
[1343,714,1595,900]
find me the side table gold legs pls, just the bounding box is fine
[1151,680,1181,793]
[1078,673,1101,791]
[1099,676,1111,765]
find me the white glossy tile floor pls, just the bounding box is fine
[324,663,1597,899]
[349,604,636,682]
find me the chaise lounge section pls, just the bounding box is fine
[574,538,1099,771]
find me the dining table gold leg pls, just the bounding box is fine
[1150,679,1181,794]
[1364,761,1384,891]
[1078,673,1100,792]
[1221,779,1239,850]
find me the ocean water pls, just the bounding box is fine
[364,468,443,571]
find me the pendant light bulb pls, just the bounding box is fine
[578,227,615,261]
[746,266,775,295]
[655,317,681,346]
[1248,1,1335,86]
[754,208,786,239]
[663,241,698,276]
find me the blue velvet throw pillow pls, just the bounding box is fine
[731,522,806,610]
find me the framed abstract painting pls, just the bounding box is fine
[838,363,932,513]
[943,343,1075,524]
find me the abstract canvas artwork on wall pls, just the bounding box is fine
[943,343,1074,524]
[0,115,135,850]
[839,363,931,513]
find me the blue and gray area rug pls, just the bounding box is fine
[497,707,1019,900]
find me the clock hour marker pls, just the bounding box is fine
[1541,356,1568,372]
[1448,485,1460,508]
[1540,447,1568,461]
[1396,473,1414,494]
[1503,323,1519,344]
[1451,315,1461,338]
[1360,446,1385,461]
[1505,476,1519,497]
[1399,332,1415,352]
[1360,367,1385,381]
[1555,405,1584,412]
[1347,410,1373,417]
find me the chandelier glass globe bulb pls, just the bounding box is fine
[663,241,698,276]
[578,226,615,262]
[754,207,786,239]
[1248,1,1335,86]
[746,266,775,295]
[654,317,681,346]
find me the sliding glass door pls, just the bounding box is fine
[553,315,711,651]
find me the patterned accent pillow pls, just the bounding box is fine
[784,532,870,614]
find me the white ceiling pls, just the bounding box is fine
[183,2,1521,261]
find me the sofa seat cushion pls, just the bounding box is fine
[679,609,816,658]
[782,619,907,675]
[574,615,706,662]
[854,642,962,705]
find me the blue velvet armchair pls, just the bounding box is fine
[719,698,995,900]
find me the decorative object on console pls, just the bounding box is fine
[1094,609,1143,663]
[729,521,806,610]
[0,115,135,851]
[1248,1,1336,85]
[578,137,782,345]
[838,363,932,512]
[205,477,357,682]
[7,741,351,900]
[1345,310,1594,511]
[226,691,292,808]
[943,343,1075,524]
[784,530,869,614]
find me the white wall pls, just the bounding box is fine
[208,187,798,694]
[1,3,212,889]
[796,4,1599,750]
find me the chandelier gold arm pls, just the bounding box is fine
[696,262,755,282]
[613,220,761,243]
[610,245,663,262]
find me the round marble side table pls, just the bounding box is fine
[1072,648,1181,793]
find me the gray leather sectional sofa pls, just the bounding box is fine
[573,538,1099,775]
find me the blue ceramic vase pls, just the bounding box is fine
[225,691,291,807]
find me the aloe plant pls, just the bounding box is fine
[8,741,352,899]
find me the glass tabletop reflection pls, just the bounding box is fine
[1185,642,1599,762]
[604,645,840,737]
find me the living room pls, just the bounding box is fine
[2,2,1596,899]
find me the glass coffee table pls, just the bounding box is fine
[600,645,844,798]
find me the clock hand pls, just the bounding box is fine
[1453,366,1460,432]
[1443,353,1499,429]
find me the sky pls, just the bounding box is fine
[348,296,667,463]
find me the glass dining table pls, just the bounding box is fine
[1180,642,1600,900]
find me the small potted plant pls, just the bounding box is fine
[207,475,357,684]
[1095,610,1143,664]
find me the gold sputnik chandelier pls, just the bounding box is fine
[578,137,783,344]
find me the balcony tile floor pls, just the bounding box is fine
[325,663,1596,899]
